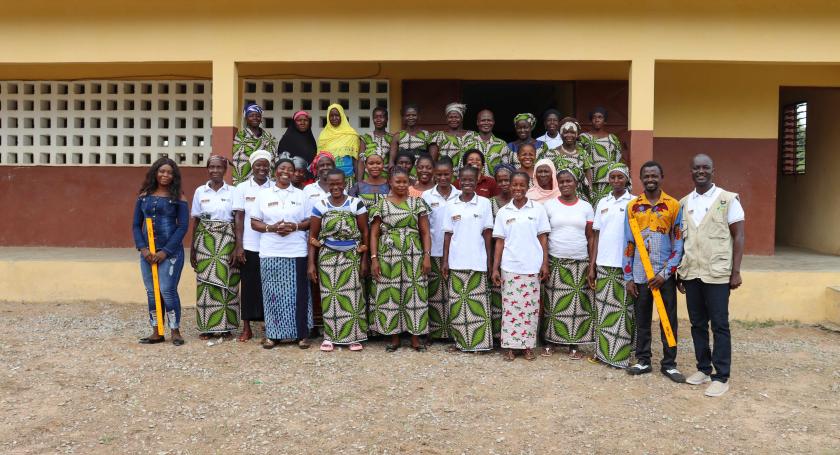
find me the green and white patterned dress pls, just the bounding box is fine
[369,197,430,336]
[232,128,277,185]
[429,130,479,169]
[313,198,369,344]
[579,133,622,205]
[361,132,393,180]
[471,135,512,176]
[194,219,241,332]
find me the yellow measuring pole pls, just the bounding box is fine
[628,216,677,347]
[145,218,165,336]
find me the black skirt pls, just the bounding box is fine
[240,250,265,321]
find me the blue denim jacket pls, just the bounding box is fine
[132,195,189,256]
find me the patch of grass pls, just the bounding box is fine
[98,435,115,445]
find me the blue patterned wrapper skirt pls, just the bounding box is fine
[260,256,313,340]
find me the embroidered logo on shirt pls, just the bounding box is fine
[246,196,256,202]
[268,201,279,207]
[200,199,210,204]
[601,208,609,214]
[431,202,439,208]
[451,215,461,221]
[506,218,516,225]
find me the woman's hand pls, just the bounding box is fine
[539,261,549,282]
[422,255,432,276]
[371,259,381,282]
[626,281,639,298]
[587,268,597,290]
[140,248,154,264]
[152,250,168,264]
[441,261,449,280]
[307,262,318,282]
[491,269,501,286]
[233,246,246,267]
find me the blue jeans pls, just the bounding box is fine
[140,250,185,329]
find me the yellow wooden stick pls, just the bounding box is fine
[145,218,165,336]
[628,216,677,347]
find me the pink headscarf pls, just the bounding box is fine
[293,110,310,121]
[310,151,336,175]
[526,158,560,204]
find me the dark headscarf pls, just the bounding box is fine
[276,111,317,164]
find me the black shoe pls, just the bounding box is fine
[627,363,652,375]
[172,338,185,346]
[139,336,165,344]
[662,368,686,383]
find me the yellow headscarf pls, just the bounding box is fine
[317,104,360,159]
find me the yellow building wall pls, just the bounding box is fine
[776,88,840,255]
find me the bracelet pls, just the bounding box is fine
[294,222,299,231]
[371,254,378,259]
[423,251,431,255]
[265,224,271,233]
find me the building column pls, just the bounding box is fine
[211,59,239,159]
[390,77,403,131]
[628,58,655,189]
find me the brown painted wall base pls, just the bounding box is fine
[1,166,209,247]
[653,137,777,255]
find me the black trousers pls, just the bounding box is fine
[634,277,678,370]
[684,278,731,382]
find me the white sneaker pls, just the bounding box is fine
[686,371,712,385]
[704,380,730,397]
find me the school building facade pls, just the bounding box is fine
[1,1,839,322]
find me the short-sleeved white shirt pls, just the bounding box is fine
[251,185,310,258]
[421,186,462,257]
[442,194,493,272]
[233,177,273,251]
[536,132,562,150]
[492,199,551,274]
[190,181,235,222]
[303,181,346,204]
[544,197,594,260]
[684,184,745,226]
[592,190,634,268]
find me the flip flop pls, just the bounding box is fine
[298,339,311,349]
[541,346,554,357]
[503,350,516,362]
[320,340,334,352]
[349,343,364,351]
[385,344,400,352]
[569,349,583,360]
[524,349,536,361]
[262,339,278,350]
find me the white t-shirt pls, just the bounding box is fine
[233,177,273,251]
[251,185,311,258]
[442,194,493,272]
[190,181,235,222]
[684,185,745,226]
[592,190,634,268]
[421,186,462,257]
[492,199,551,275]
[536,132,562,150]
[544,197,594,260]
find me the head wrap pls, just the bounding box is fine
[310,151,336,175]
[206,155,228,167]
[560,120,581,135]
[606,162,632,191]
[589,106,608,121]
[526,159,561,204]
[555,167,578,182]
[444,102,467,118]
[293,110,310,121]
[493,163,516,177]
[248,149,272,166]
[513,113,537,131]
[290,155,309,170]
[316,104,360,159]
[243,103,263,117]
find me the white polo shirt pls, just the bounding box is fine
[190,181,235,222]
[442,194,493,272]
[592,190,634,268]
[544,197,594,260]
[251,184,310,258]
[684,184,745,226]
[421,185,462,257]
[233,177,273,252]
[492,199,550,275]
[536,132,563,150]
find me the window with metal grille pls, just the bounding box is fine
[780,101,807,175]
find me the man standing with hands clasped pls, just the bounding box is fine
[677,154,745,397]
[623,161,685,383]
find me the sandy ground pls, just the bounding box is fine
[1,301,838,455]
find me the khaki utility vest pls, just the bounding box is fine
[677,190,737,284]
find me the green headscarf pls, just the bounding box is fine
[513,113,537,131]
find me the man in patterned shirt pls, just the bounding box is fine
[623,160,685,383]
[471,109,512,176]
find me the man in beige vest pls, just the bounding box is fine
[677,154,745,397]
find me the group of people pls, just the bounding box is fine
[131,101,745,397]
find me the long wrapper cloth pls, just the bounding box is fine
[628,216,677,347]
[145,218,165,336]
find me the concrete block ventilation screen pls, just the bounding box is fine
[242,79,389,140]
[0,81,212,166]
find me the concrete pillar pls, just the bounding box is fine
[628,58,655,189]
[211,59,239,159]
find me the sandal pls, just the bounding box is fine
[349,342,364,351]
[385,343,400,352]
[412,344,427,352]
[503,349,516,362]
[569,348,583,360]
[262,339,278,350]
[320,340,334,352]
[298,339,311,349]
[139,336,165,344]
[541,346,554,357]
[524,348,536,361]
[198,333,212,340]
[586,356,600,365]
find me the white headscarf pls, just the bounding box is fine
[248,149,272,166]
[445,102,467,118]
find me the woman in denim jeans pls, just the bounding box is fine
[132,157,189,346]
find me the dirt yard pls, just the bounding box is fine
[1,301,838,454]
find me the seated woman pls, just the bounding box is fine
[317,104,360,187]
[132,157,189,346]
[251,159,313,349]
[369,168,433,352]
[491,172,550,361]
[308,169,370,352]
[189,155,241,340]
[541,169,596,359]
